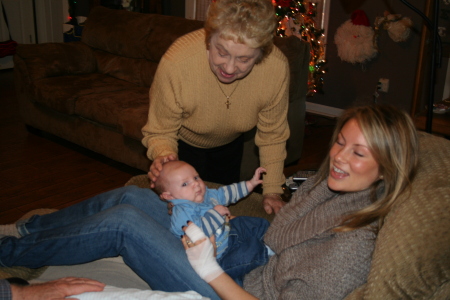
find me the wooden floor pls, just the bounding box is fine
[0,68,335,224]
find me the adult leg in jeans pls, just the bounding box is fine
[0,205,219,300]
[17,186,170,236]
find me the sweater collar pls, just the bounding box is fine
[265,178,375,252]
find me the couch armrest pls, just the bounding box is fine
[13,42,97,82]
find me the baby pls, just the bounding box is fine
[154,160,271,285]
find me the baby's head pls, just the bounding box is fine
[154,161,206,203]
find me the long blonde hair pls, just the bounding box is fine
[314,105,419,232]
[204,0,276,63]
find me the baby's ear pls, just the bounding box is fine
[161,192,174,201]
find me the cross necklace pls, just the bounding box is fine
[215,77,240,109]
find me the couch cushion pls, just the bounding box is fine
[82,6,203,62]
[75,87,149,131]
[143,14,204,62]
[94,50,158,87]
[15,42,96,81]
[119,103,150,140]
[32,74,137,115]
[82,7,153,59]
[345,132,450,299]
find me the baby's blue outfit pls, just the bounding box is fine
[169,181,248,258]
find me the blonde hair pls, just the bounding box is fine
[204,0,276,63]
[314,105,419,232]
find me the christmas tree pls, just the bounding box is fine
[273,0,327,96]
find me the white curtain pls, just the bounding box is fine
[0,0,11,42]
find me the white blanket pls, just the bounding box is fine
[70,285,209,300]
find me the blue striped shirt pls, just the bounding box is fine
[169,181,249,258]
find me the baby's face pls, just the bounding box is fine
[165,163,206,203]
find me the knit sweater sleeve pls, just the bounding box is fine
[141,54,182,160]
[255,50,290,195]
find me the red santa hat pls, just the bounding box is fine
[351,10,370,27]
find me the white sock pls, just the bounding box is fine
[0,224,20,238]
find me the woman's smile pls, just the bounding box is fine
[330,165,348,179]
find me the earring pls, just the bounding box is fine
[379,175,384,180]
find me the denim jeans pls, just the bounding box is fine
[218,216,270,286]
[0,186,220,299]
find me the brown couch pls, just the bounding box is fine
[13,6,310,179]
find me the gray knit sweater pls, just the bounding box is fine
[243,177,377,299]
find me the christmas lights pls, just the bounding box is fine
[273,0,327,96]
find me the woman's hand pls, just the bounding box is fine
[262,194,286,214]
[148,154,178,188]
[182,224,257,300]
[182,223,224,283]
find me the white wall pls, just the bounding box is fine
[34,0,68,43]
[0,0,35,69]
[0,0,68,69]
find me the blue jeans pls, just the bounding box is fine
[218,216,270,286]
[0,186,220,299]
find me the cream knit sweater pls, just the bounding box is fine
[243,178,377,299]
[142,29,290,194]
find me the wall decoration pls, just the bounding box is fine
[334,9,378,64]
[375,11,413,43]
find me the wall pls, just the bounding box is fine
[310,0,430,114]
[0,0,36,69]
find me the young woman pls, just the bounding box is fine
[182,104,420,299]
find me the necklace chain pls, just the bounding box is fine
[215,77,240,109]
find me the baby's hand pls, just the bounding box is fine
[247,167,267,191]
[214,205,230,216]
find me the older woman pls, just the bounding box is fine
[183,104,420,299]
[142,0,289,214]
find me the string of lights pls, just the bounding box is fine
[273,0,327,96]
